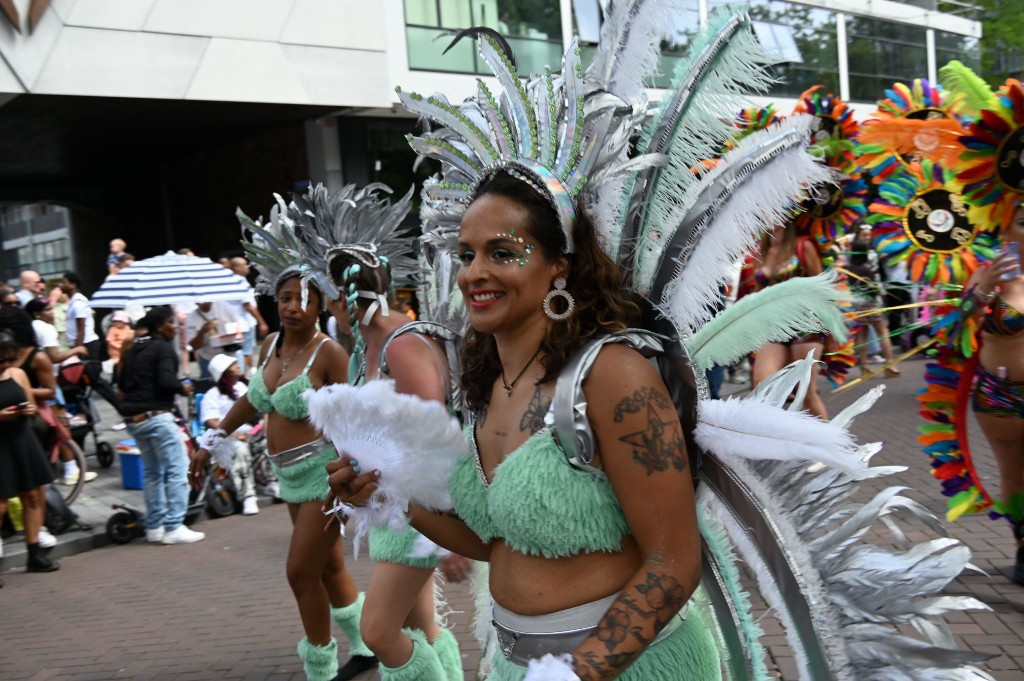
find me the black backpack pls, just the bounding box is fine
[44,484,89,535]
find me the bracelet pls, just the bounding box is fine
[975,287,997,304]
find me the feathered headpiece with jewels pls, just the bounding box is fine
[398,35,589,254]
[793,85,860,146]
[238,195,337,310]
[793,146,869,247]
[857,78,966,184]
[291,182,415,279]
[867,159,996,284]
[288,183,415,381]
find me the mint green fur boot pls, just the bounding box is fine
[296,636,338,681]
[379,628,447,680]
[330,592,374,657]
[430,628,463,680]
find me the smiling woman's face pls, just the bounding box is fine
[456,193,564,336]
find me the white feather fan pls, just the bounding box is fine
[305,380,467,549]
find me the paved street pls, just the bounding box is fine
[2,358,1023,680]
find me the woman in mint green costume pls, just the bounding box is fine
[328,246,468,681]
[190,211,377,681]
[328,172,719,681]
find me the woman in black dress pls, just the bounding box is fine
[0,329,59,573]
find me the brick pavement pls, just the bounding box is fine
[2,358,1023,679]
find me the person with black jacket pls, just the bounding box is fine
[117,306,203,545]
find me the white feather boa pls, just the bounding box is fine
[305,380,467,549]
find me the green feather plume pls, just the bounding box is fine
[938,60,996,120]
[688,272,849,371]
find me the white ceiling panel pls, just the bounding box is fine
[279,0,384,51]
[282,43,390,107]
[32,27,208,98]
[145,0,296,42]
[186,38,311,104]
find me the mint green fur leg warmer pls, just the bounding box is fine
[297,636,339,681]
[379,628,447,680]
[430,627,463,680]
[331,592,374,657]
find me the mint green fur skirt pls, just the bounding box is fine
[270,446,336,504]
[369,526,440,569]
[487,605,720,681]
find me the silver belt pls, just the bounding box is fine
[267,437,331,468]
[492,594,687,667]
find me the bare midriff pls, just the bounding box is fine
[488,536,643,615]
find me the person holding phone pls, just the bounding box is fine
[0,330,60,573]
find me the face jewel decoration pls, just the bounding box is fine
[867,159,996,285]
[496,228,536,266]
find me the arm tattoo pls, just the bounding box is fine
[618,403,688,474]
[519,386,551,433]
[431,508,462,520]
[573,573,686,679]
[612,387,673,423]
[633,572,687,628]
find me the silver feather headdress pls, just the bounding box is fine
[289,182,415,324]
[237,195,337,310]
[399,34,589,254]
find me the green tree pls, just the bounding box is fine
[965,0,1024,85]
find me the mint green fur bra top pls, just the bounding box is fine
[450,425,632,558]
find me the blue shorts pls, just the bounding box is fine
[242,328,256,356]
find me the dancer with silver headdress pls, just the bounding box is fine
[188,201,376,681]
[290,183,467,680]
[326,3,998,680]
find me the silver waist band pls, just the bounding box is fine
[267,437,331,468]
[492,593,687,667]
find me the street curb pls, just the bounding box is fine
[0,525,111,569]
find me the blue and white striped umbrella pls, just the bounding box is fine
[90,251,253,308]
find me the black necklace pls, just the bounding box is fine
[501,348,542,397]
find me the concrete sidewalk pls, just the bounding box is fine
[2,358,1024,679]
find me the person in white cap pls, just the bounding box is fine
[199,353,259,515]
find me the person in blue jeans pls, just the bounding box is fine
[117,306,204,545]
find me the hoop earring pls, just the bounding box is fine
[543,277,575,321]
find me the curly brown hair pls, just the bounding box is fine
[461,172,641,412]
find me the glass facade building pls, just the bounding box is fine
[403,0,980,104]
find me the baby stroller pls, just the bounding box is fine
[57,359,118,469]
[188,378,241,518]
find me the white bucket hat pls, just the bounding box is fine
[208,354,238,384]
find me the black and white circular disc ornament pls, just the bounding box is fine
[903,189,977,254]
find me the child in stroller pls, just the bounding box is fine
[193,354,269,517]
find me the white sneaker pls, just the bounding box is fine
[111,422,126,431]
[38,527,57,549]
[162,525,205,544]
[242,496,259,515]
[58,470,79,485]
[145,527,165,543]
[83,471,98,483]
